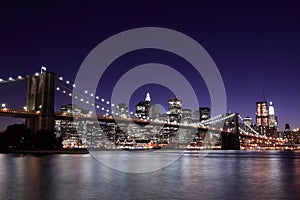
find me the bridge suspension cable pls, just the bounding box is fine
[0,71,46,84]
[0,75,26,84]
[200,113,236,126]
[56,75,136,116]
[238,115,261,136]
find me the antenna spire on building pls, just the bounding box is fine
[145,92,151,102]
[269,101,275,115]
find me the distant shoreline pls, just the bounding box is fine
[0,148,89,154]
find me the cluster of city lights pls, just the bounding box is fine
[0,71,286,140]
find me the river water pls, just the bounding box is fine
[0,150,300,200]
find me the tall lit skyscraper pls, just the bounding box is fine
[256,101,269,135]
[135,92,151,119]
[167,97,182,123]
[269,101,278,137]
[269,101,277,128]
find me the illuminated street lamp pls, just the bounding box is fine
[1,103,6,108]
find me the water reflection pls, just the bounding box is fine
[0,151,300,199]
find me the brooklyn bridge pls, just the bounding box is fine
[0,69,287,150]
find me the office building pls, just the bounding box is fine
[135,92,151,119]
[167,97,182,123]
[256,101,269,135]
[116,103,129,118]
[268,101,278,137]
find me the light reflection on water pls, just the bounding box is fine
[0,151,300,200]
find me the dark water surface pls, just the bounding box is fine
[0,150,300,200]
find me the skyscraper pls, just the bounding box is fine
[116,103,129,118]
[199,107,211,122]
[135,92,151,119]
[269,102,277,128]
[268,101,278,137]
[167,97,182,123]
[256,101,269,135]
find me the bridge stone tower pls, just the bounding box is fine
[221,113,240,150]
[25,71,56,133]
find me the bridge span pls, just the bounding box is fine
[0,70,284,150]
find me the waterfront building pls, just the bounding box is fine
[291,128,300,144]
[283,123,292,142]
[55,104,98,148]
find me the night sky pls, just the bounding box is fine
[0,1,299,131]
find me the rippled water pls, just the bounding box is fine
[0,150,300,200]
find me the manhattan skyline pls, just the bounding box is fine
[0,1,299,130]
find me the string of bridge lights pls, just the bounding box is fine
[238,127,258,137]
[198,113,264,137]
[56,75,136,117]
[199,114,222,126]
[56,82,113,116]
[200,113,236,126]
[0,70,46,84]
[0,75,25,83]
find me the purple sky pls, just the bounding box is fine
[0,1,299,131]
